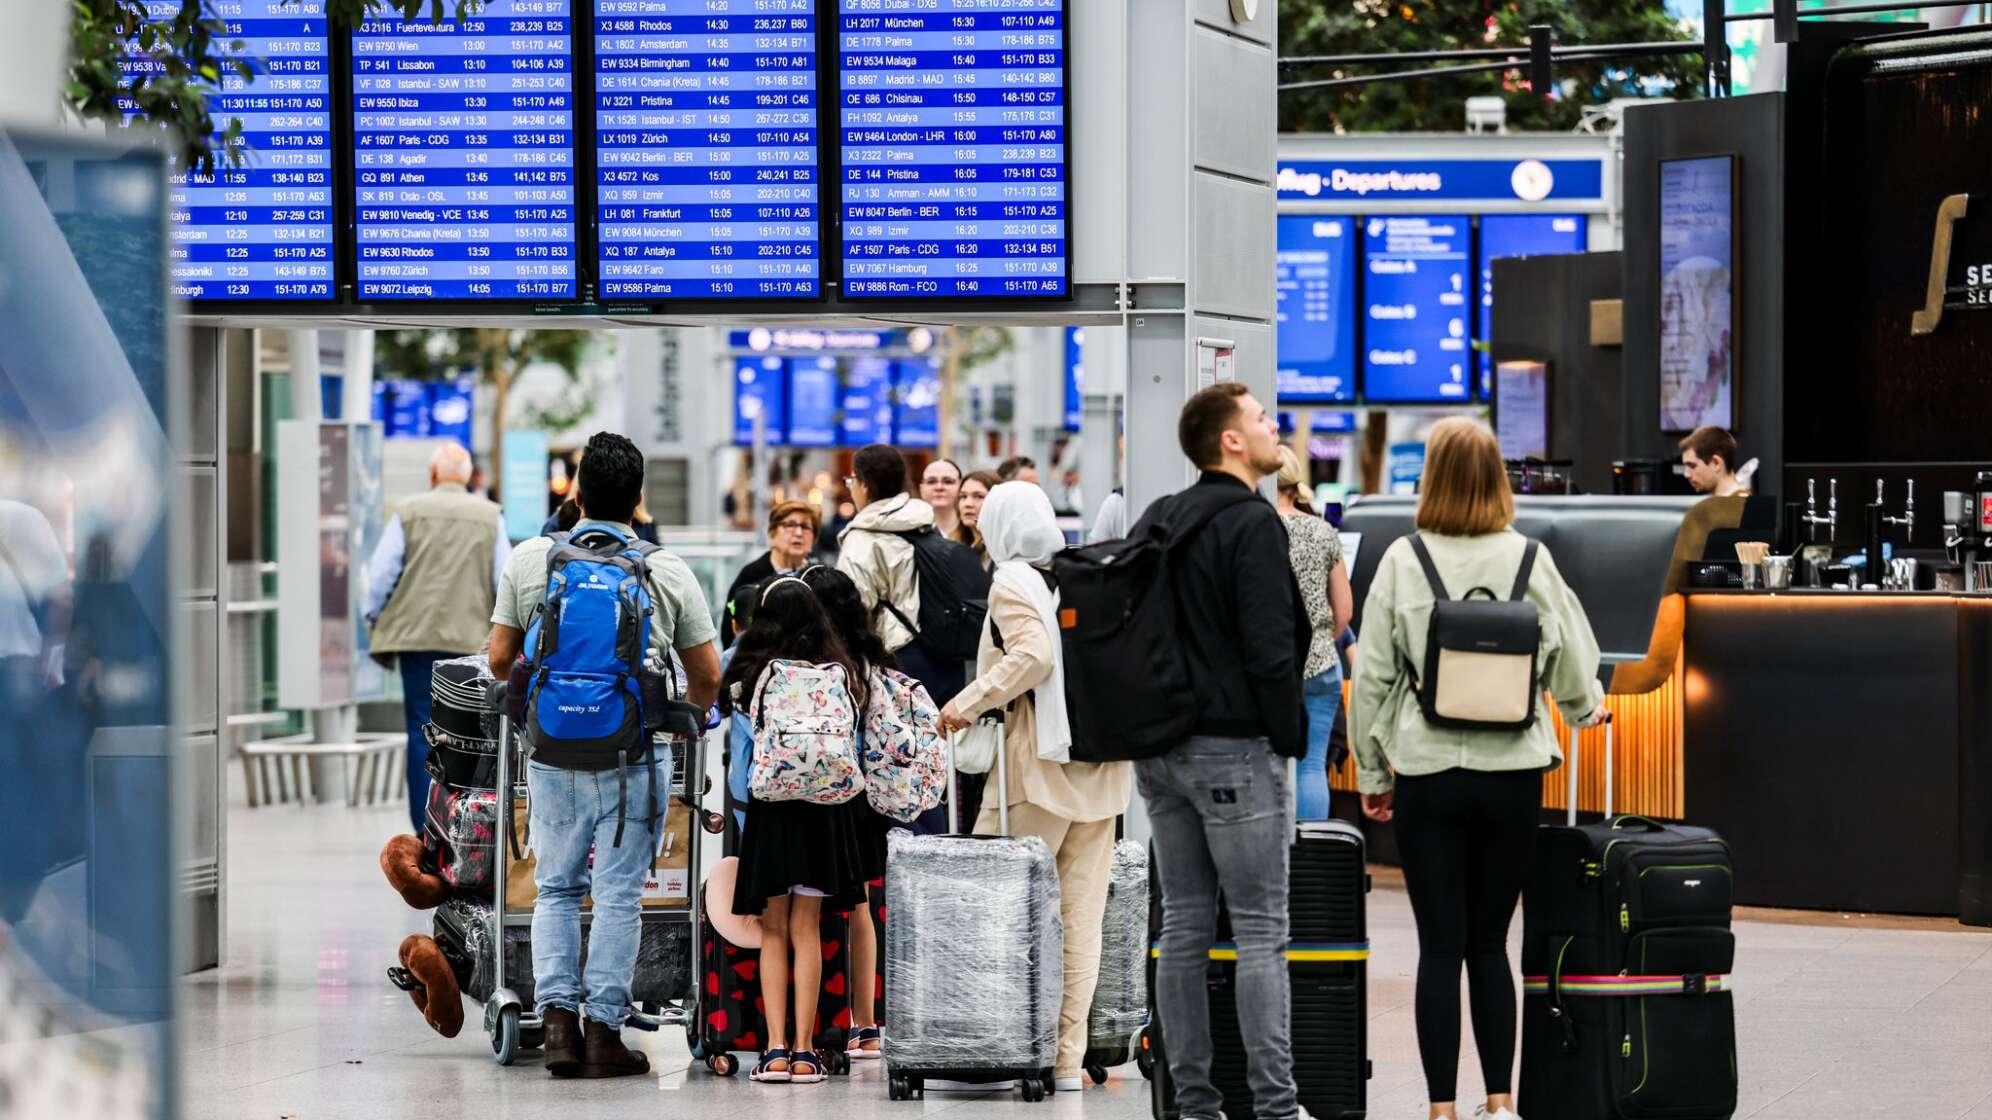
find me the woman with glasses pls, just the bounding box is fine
[723,501,823,647]
[921,459,965,542]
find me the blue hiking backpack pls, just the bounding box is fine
[521,526,666,845]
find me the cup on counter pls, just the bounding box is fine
[1741,563,1762,589]
[1763,556,1794,590]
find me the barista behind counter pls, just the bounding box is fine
[1680,426,1755,498]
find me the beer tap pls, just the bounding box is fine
[1885,479,1916,542]
[1803,478,1838,540]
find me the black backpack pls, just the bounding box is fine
[1404,533,1544,732]
[877,527,991,663]
[1052,490,1259,762]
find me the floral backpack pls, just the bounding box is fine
[861,667,948,822]
[747,660,862,805]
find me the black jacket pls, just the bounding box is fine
[1131,472,1311,759]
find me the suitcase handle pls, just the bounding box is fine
[946,726,1007,837]
[1608,815,1668,832]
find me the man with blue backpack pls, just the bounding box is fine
[487,432,721,1080]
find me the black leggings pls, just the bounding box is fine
[1393,767,1542,1103]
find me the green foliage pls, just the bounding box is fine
[1281,0,1702,133]
[374,328,587,388]
[68,1,476,174]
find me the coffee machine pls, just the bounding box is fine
[1943,471,1992,590]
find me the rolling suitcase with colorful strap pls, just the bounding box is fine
[1520,721,1738,1120]
[1148,819,1371,1120]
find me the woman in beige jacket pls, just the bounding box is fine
[939,481,1130,1094]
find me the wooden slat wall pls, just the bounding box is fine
[1328,670,1686,819]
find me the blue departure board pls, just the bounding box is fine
[1479,213,1586,393]
[734,355,788,445]
[352,0,577,301]
[837,0,1068,299]
[594,0,820,300]
[1363,215,1472,402]
[841,356,895,445]
[119,1,335,300]
[788,356,840,447]
[1276,215,1357,404]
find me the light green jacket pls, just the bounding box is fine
[1349,529,1605,795]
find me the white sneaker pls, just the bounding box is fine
[1472,1107,1521,1120]
[1054,1075,1085,1092]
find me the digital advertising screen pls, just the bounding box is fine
[1478,213,1586,392]
[1275,215,1357,404]
[841,355,895,446]
[1658,155,1735,432]
[119,0,336,301]
[352,0,578,301]
[593,0,820,299]
[1362,214,1472,402]
[837,0,1068,299]
[786,356,840,447]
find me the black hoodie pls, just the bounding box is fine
[1129,472,1311,759]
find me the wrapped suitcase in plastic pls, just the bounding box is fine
[1149,819,1371,1120]
[690,886,856,1077]
[431,655,500,742]
[423,779,498,890]
[1519,809,1736,1120]
[435,895,693,1009]
[882,825,1061,1102]
[1082,838,1149,1083]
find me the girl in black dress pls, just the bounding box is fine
[800,566,896,1060]
[724,578,869,1084]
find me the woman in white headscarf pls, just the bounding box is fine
[938,482,1130,1094]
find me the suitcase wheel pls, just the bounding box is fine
[1021,1076,1046,1103]
[1137,1025,1155,1080]
[708,1052,739,1077]
[888,1073,912,1100]
[828,1049,852,1076]
[1086,1065,1107,1086]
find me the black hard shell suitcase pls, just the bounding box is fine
[1149,819,1371,1120]
[1520,812,1737,1120]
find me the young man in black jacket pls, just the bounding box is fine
[1133,381,1311,1120]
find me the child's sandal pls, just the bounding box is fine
[749,1048,792,1083]
[846,1025,882,1058]
[789,1050,828,1084]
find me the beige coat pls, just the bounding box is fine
[955,580,1130,824]
[836,492,935,653]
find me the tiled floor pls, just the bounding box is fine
[182,764,1992,1120]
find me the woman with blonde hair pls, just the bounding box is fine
[1349,417,1606,1120]
[1274,447,1351,819]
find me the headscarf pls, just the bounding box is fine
[977,481,1071,763]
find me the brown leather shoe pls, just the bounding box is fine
[542,1006,583,1078]
[579,1018,651,1079]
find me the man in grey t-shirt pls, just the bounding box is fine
[486,433,720,1080]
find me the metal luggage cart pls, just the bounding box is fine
[482,693,724,1066]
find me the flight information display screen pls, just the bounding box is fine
[1275,215,1357,404]
[837,0,1068,299]
[1363,215,1472,402]
[352,0,578,301]
[594,0,821,299]
[120,0,335,301]
[1478,213,1587,392]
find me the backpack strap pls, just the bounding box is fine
[1509,540,1541,602]
[1407,534,1452,602]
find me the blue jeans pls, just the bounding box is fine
[526,748,671,1028]
[1137,736,1298,1120]
[1297,665,1343,821]
[397,651,449,832]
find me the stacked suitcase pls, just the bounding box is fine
[882,827,1062,1101]
[1149,819,1371,1120]
[1520,817,1737,1120]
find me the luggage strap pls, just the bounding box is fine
[1149,941,1370,962]
[1524,973,1730,997]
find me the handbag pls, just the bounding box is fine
[952,713,1004,775]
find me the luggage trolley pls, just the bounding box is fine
[483,680,725,1066]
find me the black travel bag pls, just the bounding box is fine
[880,526,991,663]
[1520,816,1737,1120]
[1149,819,1371,1120]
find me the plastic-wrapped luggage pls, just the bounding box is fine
[431,655,500,741]
[1083,839,1149,1080]
[423,780,498,890]
[434,896,691,1009]
[882,827,1061,1101]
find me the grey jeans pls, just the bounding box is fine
[1137,735,1297,1120]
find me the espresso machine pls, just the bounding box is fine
[1944,471,1992,590]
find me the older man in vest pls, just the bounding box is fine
[365,443,512,828]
